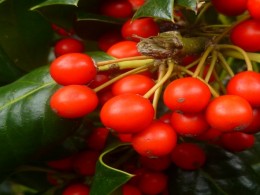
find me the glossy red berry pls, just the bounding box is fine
[100,0,133,18]
[112,74,155,96]
[100,94,154,134]
[163,77,211,113]
[138,171,168,195]
[230,19,260,52]
[62,183,90,195]
[132,120,177,157]
[50,85,98,118]
[50,53,97,86]
[54,38,85,57]
[170,111,210,137]
[247,0,260,20]
[171,143,206,170]
[122,183,142,195]
[226,71,260,107]
[107,41,141,58]
[121,18,160,41]
[206,95,253,132]
[220,132,255,152]
[139,155,171,171]
[211,0,247,16]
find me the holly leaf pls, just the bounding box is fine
[87,51,115,62]
[0,0,53,72]
[168,145,260,194]
[175,0,199,13]
[30,0,79,10]
[0,66,81,176]
[0,45,24,85]
[90,143,134,195]
[133,0,174,21]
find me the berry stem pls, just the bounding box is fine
[217,44,253,71]
[96,56,153,66]
[192,45,214,78]
[222,50,260,64]
[143,59,175,99]
[152,63,166,119]
[217,52,235,77]
[204,50,217,83]
[98,59,154,72]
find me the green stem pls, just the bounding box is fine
[98,59,154,72]
[193,2,212,26]
[217,52,235,77]
[222,50,260,64]
[217,44,253,71]
[152,63,166,119]
[143,59,175,99]
[96,56,153,66]
[204,51,217,83]
[193,45,214,78]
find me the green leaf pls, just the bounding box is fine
[0,0,5,4]
[0,0,53,72]
[30,0,79,10]
[90,143,134,195]
[0,66,81,176]
[0,45,24,85]
[133,0,174,21]
[168,145,260,195]
[175,0,199,13]
[87,51,115,62]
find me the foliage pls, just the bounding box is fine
[0,0,260,194]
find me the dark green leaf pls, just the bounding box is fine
[90,143,134,195]
[0,0,5,4]
[0,66,81,175]
[133,0,174,21]
[176,0,199,13]
[0,45,24,85]
[0,0,53,72]
[30,0,79,10]
[168,145,260,195]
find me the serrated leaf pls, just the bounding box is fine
[30,0,79,10]
[90,143,134,195]
[176,0,199,13]
[133,0,174,21]
[0,66,81,176]
[168,145,260,195]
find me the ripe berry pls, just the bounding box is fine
[54,38,85,57]
[100,93,154,134]
[62,183,90,195]
[50,85,98,118]
[50,53,97,86]
[171,143,206,170]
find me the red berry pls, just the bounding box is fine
[62,183,90,195]
[54,38,84,57]
[132,120,177,157]
[206,95,253,132]
[100,93,154,134]
[50,53,97,86]
[100,0,133,18]
[50,85,98,118]
[171,143,206,170]
[121,18,160,42]
[107,41,141,58]
[211,0,247,16]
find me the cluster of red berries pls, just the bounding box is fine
[212,0,260,52]
[46,0,260,194]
